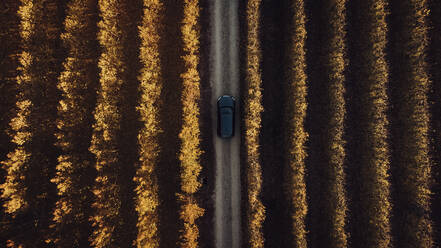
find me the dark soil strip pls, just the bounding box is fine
[304,0,327,247]
[116,1,143,246]
[157,0,184,247]
[259,0,292,247]
[197,0,216,247]
[345,0,364,246]
[428,1,441,246]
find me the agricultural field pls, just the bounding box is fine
[0,0,440,248]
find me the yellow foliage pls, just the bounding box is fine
[89,0,129,247]
[245,0,265,247]
[133,0,163,247]
[0,0,36,217]
[1,149,29,213]
[48,0,99,246]
[178,195,205,248]
[0,0,21,220]
[17,0,34,41]
[178,0,204,247]
[320,0,348,247]
[392,0,433,246]
[1,1,62,246]
[355,0,392,247]
[10,100,32,146]
[286,0,308,247]
[6,240,24,248]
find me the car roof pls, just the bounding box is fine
[217,95,235,107]
[220,111,233,136]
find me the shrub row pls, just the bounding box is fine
[390,0,433,247]
[353,0,392,247]
[88,0,131,247]
[0,1,20,245]
[50,0,99,247]
[320,0,348,246]
[133,0,163,247]
[178,0,205,247]
[285,0,308,247]
[1,0,62,246]
[245,0,265,247]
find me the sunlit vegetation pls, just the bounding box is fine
[49,0,99,247]
[285,0,308,247]
[319,0,348,246]
[0,1,20,245]
[133,0,163,247]
[88,0,131,247]
[351,0,392,247]
[0,0,440,247]
[0,0,62,246]
[0,0,19,161]
[244,0,265,247]
[178,0,205,247]
[390,0,433,247]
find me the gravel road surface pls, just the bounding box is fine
[210,0,240,247]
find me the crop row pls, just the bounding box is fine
[0,1,205,247]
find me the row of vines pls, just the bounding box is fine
[242,0,441,247]
[0,0,206,247]
[1,0,441,247]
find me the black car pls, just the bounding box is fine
[217,95,235,138]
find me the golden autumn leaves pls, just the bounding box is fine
[244,1,265,248]
[243,0,435,248]
[89,0,205,247]
[88,0,128,247]
[134,0,162,247]
[178,1,205,248]
[1,0,205,247]
[1,0,440,247]
[391,0,433,247]
[286,0,308,247]
[353,0,391,247]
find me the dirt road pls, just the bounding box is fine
[210,0,240,247]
